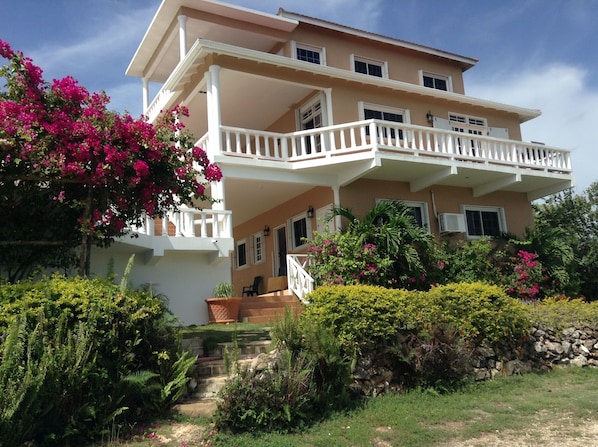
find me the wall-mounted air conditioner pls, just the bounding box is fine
[438,213,466,234]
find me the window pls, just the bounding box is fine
[462,206,505,238]
[293,42,325,65]
[361,102,408,140]
[298,96,324,154]
[289,213,312,250]
[352,55,386,78]
[420,71,452,92]
[252,232,265,264]
[449,113,487,155]
[235,239,247,269]
[377,199,430,230]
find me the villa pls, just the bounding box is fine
[91,0,574,325]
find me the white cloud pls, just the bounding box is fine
[28,5,156,83]
[467,64,597,192]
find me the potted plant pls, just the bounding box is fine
[205,282,242,324]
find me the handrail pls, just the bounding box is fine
[130,207,233,239]
[215,120,571,173]
[286,254,314,304]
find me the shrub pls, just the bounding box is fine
[390,323,473,392]
[0,274,193,445]
[526,296,598,331]
[302,285,415,353]
[422,283,531,351]
[215,308,353,433]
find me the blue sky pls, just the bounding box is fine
[1,0,596,193]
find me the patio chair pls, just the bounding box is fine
[242,275,262,297]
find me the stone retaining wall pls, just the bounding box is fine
[352,325,598,397]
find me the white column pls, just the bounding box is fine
[142,77,149,113]
[206,65,224,210]
[178,14,187,61]
[207,65,222,158]
[332,185,341,231]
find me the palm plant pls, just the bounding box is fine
[326,200,437,288]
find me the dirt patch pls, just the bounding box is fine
[154,422,210,445]
[439,413,598,447]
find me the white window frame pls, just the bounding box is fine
[419,70,453,92]
[461,205,506,239]
[351,54,388,78]
[252,231,265,265]
[292,41,326,65]
[377,199,430,231]
[235,238,248,270]
[288,212,312,251]
[359,102,411,124]
[359,101,411,141]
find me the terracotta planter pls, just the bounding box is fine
[205,297,242,324]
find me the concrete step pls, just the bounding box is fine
[239,291,304,324]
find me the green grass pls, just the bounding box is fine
[102,367,598,446]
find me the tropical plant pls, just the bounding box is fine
[213,282,234,298]
[308,200,438,289]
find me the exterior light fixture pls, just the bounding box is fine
[426,111,434,124]
[263,225,270,236]
[307,206,314,218]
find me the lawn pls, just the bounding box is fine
[98,366,598,447]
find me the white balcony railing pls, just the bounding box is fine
[287,254,314,304]
[213,119,571,174]
[131,207,232,239]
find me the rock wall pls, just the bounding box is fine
[352,325,598,397]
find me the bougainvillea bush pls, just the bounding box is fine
[0,39,221,280]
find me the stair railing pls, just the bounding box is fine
[286,254,314,304]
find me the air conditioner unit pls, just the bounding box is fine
[438,213,466,234]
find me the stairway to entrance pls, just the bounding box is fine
[175,330,274,417]
[239,290,304,324]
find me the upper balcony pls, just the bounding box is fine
[199,119,572,202]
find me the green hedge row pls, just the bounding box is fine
[302,282,532,353]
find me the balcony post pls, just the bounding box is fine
[142,77,149,113]
[206,65,222,159]
[178,14,187,61]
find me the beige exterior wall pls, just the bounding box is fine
[339,179,533,237]
[231,186,333,296]
[284,24,466,93]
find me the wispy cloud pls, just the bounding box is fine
[28,4,156,85]
[468,64,597,192]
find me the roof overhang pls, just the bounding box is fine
[278,9,479,72]
[176,39,540,123]
[126,0,298,79]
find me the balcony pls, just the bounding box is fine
[205,119,572,201]
[115,207,234,263]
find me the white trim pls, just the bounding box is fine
[289,212,312,250]
[419,70,453,92]
[146,39,541,123]
[351,54,388,78]
[251,231,265,265]
[359,102,411,123]
[292,40,326,65]
[235,238,248,269]
[460,205,506,239]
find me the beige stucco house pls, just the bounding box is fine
[92,0,574,325]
